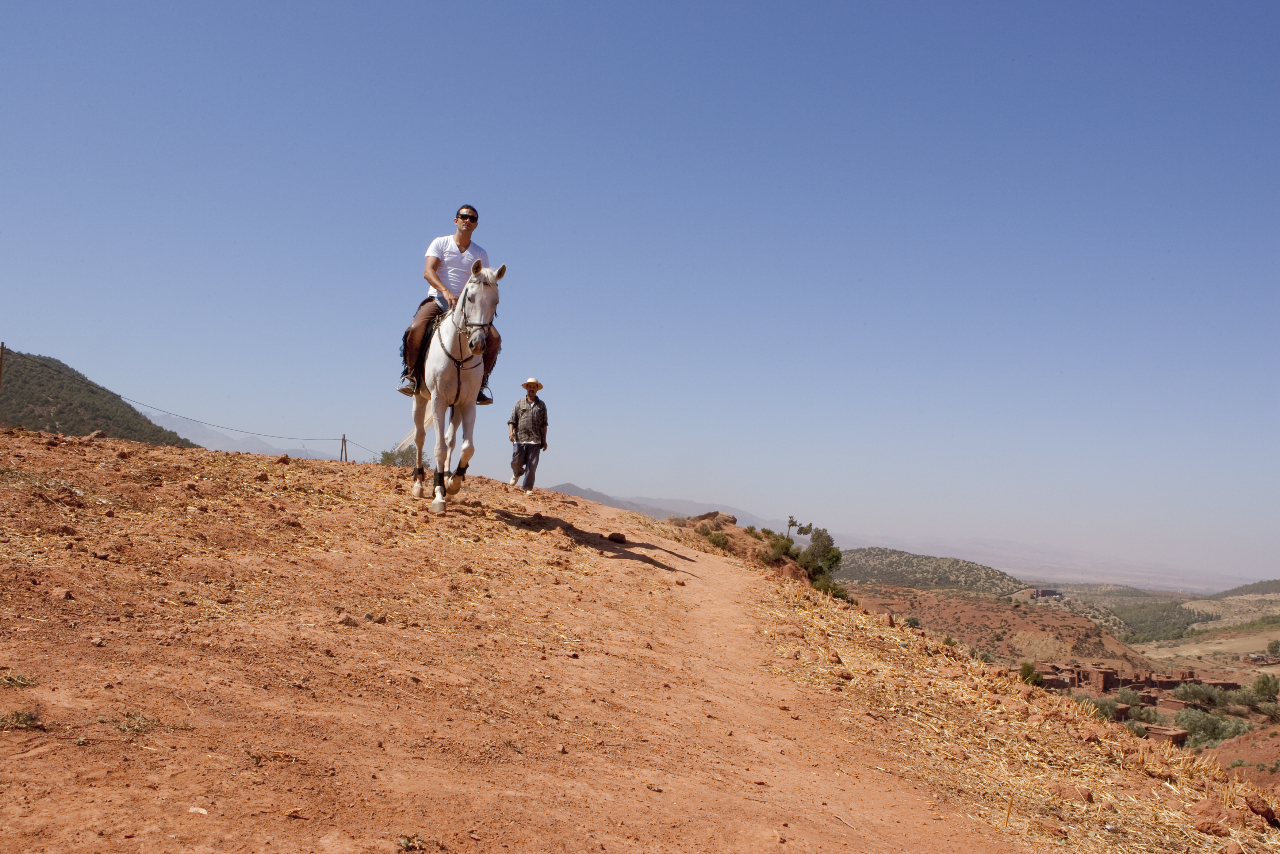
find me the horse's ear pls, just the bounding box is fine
[471,259,483,275]
[494,264,506,281]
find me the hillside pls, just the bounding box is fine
[1210,579,1280,600]
[0,349,196,448]
[836,547,1026,595]
[2,427,1278,853]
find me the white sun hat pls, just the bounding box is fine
[521,378,543,391]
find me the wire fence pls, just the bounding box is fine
[0,345,382,462]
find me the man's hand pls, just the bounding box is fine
[509,430,516,443]
[443,290,459,308]
[540,442,547,452]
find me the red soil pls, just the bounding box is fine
[0,430,1025,853]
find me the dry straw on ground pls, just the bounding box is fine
[759,581,1277,853]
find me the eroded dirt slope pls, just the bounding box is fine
[0,430,1276,853]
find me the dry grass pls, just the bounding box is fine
[758,581,1279,853]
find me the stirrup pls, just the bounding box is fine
[397,375,419,397]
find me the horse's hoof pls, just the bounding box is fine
[411,482,424,499]
[445,477,462,496]
[431,498,446,515]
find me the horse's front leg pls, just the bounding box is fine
[411,393,430,499]
[447,403,478,496]
[430,396,451,515]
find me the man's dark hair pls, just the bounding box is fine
[456,205,478,219]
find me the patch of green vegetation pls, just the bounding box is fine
[1018,662,1043,686]
[1176,708,1252,749]
[835,547,1024,595]
[1114,600,1217,643]
[0,709,42,730]
[1208,579,1280,599]
[0,350,197,446]
[398,834,430,851]
[379,447,417,467]
[0,674,38,688]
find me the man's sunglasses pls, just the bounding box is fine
[456,213,478,222]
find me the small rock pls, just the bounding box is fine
[1216,841,1245,854]
[373,614,387,625]
[879,613,895,627]
[1243,792,1278,825]
[837,670,853,681]
[607,533,626,544]
[827,651,843,665]
[1029,818,1066,839]
[675,579,686,586]
[49,588,75,601]
[275,454,290,464]
[104,509,114,518]
[337,614,360,627]
[254,472,269,482]
[85,430,105,440]
[188,807,208,815]
[558,744,568,754]
[946,746,967,761]
[90,637,105,647]
[1194,817,1231,837]
[1047,781,1093,803]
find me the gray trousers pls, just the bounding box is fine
[511,443,541,490]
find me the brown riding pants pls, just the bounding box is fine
[403,298,501,385]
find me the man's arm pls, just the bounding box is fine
[539,404,548,451]
[423,257,457,308]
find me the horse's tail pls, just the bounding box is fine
[394,407,434,453]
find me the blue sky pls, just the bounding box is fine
[2,2,1276,585]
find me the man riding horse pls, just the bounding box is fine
[399,205,501,402]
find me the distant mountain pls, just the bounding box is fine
[0,350,197,448]
[1206,579,1280,600]
[546,484,689,520]
[143,411,336,460]
[836,547,1027,596]
[546,484,781,530]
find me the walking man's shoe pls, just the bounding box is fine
[509,474,519,486]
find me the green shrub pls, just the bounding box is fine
[695,523,712,536]
[811,576,850,600]
[1173,682,1224,706]
[380,446,418,467]
[1018,662,1043,686]
[1117,687,1142,706]
[1175,708,1253,749]
[1269,640,1280,657]
[1092,697,1119,721]
[1128,704,1158,724]
[942,636,956,647]
[1259,703,1280,722]
[1124,720,1147,737]
[707,531,729,548]
[903,617,920,628]
[1255,674,1279,701]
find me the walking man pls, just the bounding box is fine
[399,205,502,402]
[508,378,548,494]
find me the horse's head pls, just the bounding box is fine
[455,258,505,356]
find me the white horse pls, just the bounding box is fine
[403,259,505,513]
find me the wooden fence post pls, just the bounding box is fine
[340,434,347,462]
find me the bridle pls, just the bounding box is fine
[435,275,496,406]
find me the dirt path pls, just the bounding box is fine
[2,433,1268,853]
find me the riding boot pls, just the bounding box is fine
[476,326,501,405]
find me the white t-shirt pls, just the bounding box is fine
[426,236,489,301]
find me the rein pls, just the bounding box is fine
[435,276,492,407]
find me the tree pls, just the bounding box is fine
[1268,640,1280,658]
[380,446,419,467]
[1254,673,1279,701]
